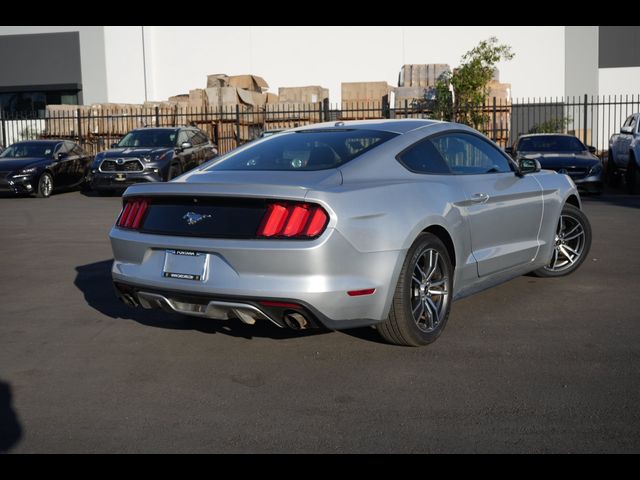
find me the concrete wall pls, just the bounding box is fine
[143,26,566,103]
[565,26,599,99]
[103,26,146,103]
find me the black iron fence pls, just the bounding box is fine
[1,94,639,156]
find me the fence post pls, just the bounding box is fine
[235,104,240,146]
[492,97,497,142]
[318,101,323,123]
[583,94,588,145]
[0,109,6,148]
[76,108,82,145]
[155,106,160,127]
[382,95,390,119]
[323,98,330,122]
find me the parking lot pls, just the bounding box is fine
[0,189,639,453]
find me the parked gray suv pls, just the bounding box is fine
[89,127,217,194]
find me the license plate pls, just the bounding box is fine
[162,250,208,281]
[115,173,126,181]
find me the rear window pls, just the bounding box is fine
[207,129,398,171]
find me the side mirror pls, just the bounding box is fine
[587,145,597,154]
[519,158,541,174]
[621,126,634,134]
[180,142,193,151]
[504,146,513,156]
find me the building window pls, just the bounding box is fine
[0,90,80,116]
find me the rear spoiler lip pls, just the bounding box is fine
[122,182,311,202]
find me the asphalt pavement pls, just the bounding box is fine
[0,189,639,453]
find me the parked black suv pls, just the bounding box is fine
[89,127,217,193]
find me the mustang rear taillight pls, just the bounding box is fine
[257,202,329,239]
[117,199,150,230]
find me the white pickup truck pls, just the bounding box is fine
[609,113,640,193]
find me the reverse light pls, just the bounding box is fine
[116,198,150,229]
[257,202,329,239]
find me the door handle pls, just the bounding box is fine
[471,193,490,203]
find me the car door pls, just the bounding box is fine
[431,132,543,277]
[616,115,636,166]
[176,130,192,172]
[199,132,217,162]
[70,143,90,186]
[51,142,72,187]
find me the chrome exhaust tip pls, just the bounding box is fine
[283,311,309,330]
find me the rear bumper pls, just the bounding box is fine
[90,171,163,190]
[109,227,406,329]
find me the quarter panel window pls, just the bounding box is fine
[431,133,513,175]
[397,140,451,174]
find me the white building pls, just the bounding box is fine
[0,26,638,112]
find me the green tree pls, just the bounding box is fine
[433,37,514,127]
[529,117,571,134]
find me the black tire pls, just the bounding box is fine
[625,155,637,194]
[167,163,182,181]
[606,151,620,187]
[377,233,453,347]
[35,173,53,198]
[532,203,592,278]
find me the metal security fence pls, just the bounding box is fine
[1,95,639,156]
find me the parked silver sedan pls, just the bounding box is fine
[109,120,592,346]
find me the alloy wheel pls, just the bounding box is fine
[410,248,450,333]
[545,213,586,272]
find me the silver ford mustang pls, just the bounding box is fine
[110,120,592,346]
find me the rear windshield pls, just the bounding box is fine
[207,129,398,171]
[517,135,585,153]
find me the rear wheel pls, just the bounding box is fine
[626,154,637,194]
[377,233,453,347]
[532,204,591,278]
[36,173,53,198]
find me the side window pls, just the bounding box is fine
[431,133,513,175]
[54,142,67,155]
[195,132,209,145]
[629,117,637,130]
[72,145,84,156]
[397,140,451,174]
[623,116,634,128]
[176,131,190,146]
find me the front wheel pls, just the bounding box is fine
[36,173,53,198]
[532,204,592,277]
[377,233,453,347]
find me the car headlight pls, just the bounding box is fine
[589,163,603,175]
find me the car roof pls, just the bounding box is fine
[130,127,180,132]
[292,119,442,135]
[518,133,579,138]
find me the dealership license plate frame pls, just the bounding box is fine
[162,249,209,281]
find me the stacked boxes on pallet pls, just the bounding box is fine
[341,82,393,119]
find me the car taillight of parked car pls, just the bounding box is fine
[116,198,150,230]
[257,202,329,239]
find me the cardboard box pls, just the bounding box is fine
[206,74,230,88]
[278,86,329,104]
[487,80,511,101]
[189,89,208,108]
[399,64,450,88]
[265,92,279,104]
[341,82,393,102]
[228,74,269,93]
[168,94,189,104]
